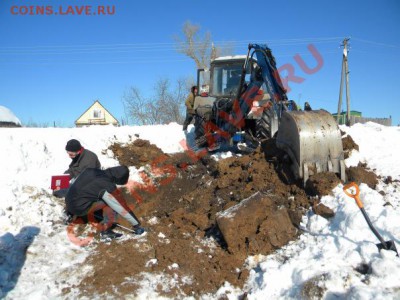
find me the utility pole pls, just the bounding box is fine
[337,38,351,125]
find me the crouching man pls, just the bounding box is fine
[53,139,101,198]
[65,165,145,241]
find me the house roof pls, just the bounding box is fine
[0,106,21,125]
[332,110,362,116]
[74,100,118,124]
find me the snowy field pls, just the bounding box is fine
[0,122,399,299]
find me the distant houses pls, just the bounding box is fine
[0,106,21,127]
[75,100,119,127]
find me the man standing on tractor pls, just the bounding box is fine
[304,101,312,111]
[182,86,198,132]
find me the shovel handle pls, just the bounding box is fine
[343,182,364,208]
[343,183,395,253]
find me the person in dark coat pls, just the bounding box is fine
[182,86,198,131]
[53,139,101,198]
[64,139,101,179]
[304,101,312,111]
[65,166,145,240]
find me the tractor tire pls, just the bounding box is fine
[256,107,275,140]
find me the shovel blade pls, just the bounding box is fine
[377,240,399,257]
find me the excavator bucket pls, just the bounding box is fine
[276,109,346,185]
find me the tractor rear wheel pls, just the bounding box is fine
[256,107,275,140]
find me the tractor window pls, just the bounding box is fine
[212,64,242,97]
[198,69,210,96]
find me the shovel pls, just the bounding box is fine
[343,182,399,256]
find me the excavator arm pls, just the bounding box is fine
[248,43,287,103]
[232,44,291,130]
[236,44,346,184]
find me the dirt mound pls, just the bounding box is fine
[109,139,165,168]
[216,192,297,259]
[70,135,373,298]
[346,163,378,189]
[305,172,341,197]
[340,135,378,189]
[342,134,359,159]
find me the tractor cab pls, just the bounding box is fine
[194,55,271,122]
[195,56,250,108]
[208,56,248,97]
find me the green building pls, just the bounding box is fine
[332,111,391,126]
[332,111,362,125]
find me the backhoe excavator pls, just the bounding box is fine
[192,43,346,185]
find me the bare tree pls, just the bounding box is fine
[122,87,151,125]
[123,77,191,125]
[124,22,232,126]
[174,21,231,70]
[170,78,188,123]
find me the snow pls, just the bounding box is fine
[213,55,248,61]
[342,122,400,180]
[0,106,21,125]
[1,122,399,299]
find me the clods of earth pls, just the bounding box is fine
[64,134,381,298]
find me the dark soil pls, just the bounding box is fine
[68,135,377,298]
[346,164,379,189]
[342,134,359,159]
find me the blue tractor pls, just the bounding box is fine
[192,44,345,184]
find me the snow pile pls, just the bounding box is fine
[343,122,400,180]
[0,122,399,299]
[245,183,400,299]
[0,106,21,125]
[244,123,400,299]
[0,123,185,299]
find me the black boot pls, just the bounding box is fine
[100,228,123,242]
[132,225,145,235]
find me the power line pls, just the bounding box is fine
[1,37,397,57]
[0,37,343,53]
[0,57,193,66]
[0,49,342,66]
[0,36,347,65]
[0,36,342,49]
[352,37,400,49]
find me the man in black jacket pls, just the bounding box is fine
[65,165,145,241]
[53,139,101,198]
[64,139,101,179]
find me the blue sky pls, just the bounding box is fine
[1,0,399,126]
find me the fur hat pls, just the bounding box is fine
[65,139,82,152]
